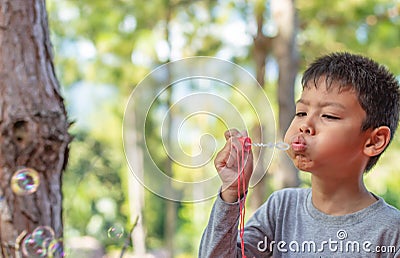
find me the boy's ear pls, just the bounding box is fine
[364,126,391,157]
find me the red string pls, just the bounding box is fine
[236,140,247,258]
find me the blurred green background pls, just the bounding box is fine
[46,0,400,257]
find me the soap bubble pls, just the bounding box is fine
[21,226,56,257]
[32,226,55,246]
[21,233,47,257]
[107,224,124,239]
[11,167,40,196]
[47,239,65,258]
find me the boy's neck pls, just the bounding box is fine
[310,174,377,216]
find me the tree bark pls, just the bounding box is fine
[0,0,70,256]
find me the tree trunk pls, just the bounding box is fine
[163,88,176,258]
[271,0,300,188]
[125,112,146,256]
[163,3,177,257]
[0,0,70,257]
[249,0,272,212]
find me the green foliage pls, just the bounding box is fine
[297,0,400,74]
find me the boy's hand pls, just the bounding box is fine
[214,129,253,203]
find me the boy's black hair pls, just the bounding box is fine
[301,52,400,172]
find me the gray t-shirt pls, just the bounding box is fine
[199,188,400,257]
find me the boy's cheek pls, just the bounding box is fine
[284,127,294,143]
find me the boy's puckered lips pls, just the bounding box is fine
[291,135,307,152]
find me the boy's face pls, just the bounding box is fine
[284,79,371,175]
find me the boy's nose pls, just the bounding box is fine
[299,124,315,135]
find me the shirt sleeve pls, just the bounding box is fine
[241,195,277,257]
[199,191,278,258]
[198,191,241,257]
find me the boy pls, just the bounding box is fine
[199,52,400,257]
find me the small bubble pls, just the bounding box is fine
[107,225,124,239]
[21,233,47,258]
[11,167,40,196]
[21,226,56,257]
[47,239,65,258]
[32,226,55,246]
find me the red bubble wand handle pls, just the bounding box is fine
[238,136,253,152]
[235,137,289,257]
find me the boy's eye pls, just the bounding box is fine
[295,112,307,117]
[322,114,340,120]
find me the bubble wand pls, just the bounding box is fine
[242,137,290,151]
[236,137,289,257]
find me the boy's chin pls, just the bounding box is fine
[293,154,314,171]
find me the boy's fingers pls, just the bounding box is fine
[226,148,237,168]
[217,129,251,174]
[215,138,239,170]
[214,144,231,170]
[224,129,241,140]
